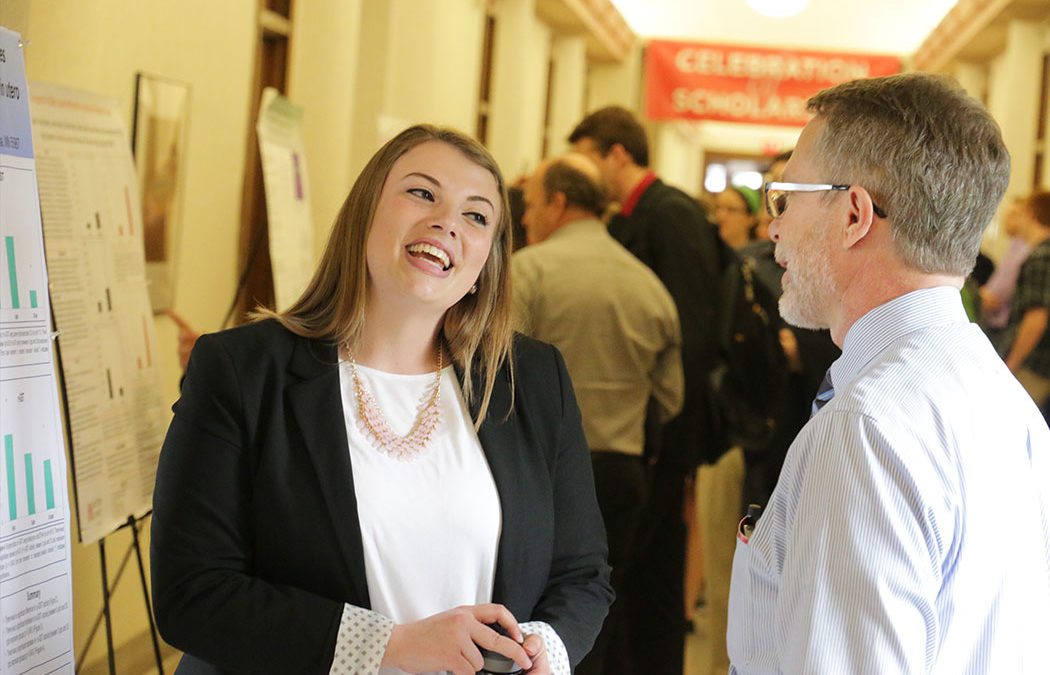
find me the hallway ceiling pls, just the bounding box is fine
[608,0,961,56]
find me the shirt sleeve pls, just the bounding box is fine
[327,604,394,675]
[325,613,568,675]
[774,410,947,674]
[652,304,685,423]
[519,620,570,675]
[1015,249,1050,312]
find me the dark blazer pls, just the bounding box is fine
[150,320,612,674]
[608,178,724,466]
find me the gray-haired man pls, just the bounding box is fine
[728,73,1050,673]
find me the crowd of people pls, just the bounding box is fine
[152,73,1050,674]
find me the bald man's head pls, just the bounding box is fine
[521,154,609,244]
[538,153,608,218]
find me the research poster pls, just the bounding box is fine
[30,82,167,544]
[256,87,315,311]
[0,27,76,675]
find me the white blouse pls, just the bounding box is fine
[329,360,569,675]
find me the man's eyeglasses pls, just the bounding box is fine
[763,182,888,220]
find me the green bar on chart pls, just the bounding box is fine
[5,236,19,309]
[44,460,55,510]
[24,453,35,516]
[30,290,38,308]
[5,435,15,519]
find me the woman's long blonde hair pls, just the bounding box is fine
[257,124,514,426]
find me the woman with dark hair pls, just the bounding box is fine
[151,125,612,675]
[713,186,760,250]
[1004,190,1050,410]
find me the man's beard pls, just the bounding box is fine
[778,233,833,330]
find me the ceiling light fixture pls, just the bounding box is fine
[746,0,809,19]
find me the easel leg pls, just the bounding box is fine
[129,515,165,674]
[99,539,116,675]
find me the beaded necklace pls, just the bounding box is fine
[345,344,443,461]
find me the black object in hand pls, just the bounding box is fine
[478,624,524,675]
[477,647,524,675]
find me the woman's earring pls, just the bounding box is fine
[469,284,478,295]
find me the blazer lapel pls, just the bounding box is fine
[286,337,371,607]
[459,360,527,611]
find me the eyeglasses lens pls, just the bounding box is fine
[766,190,788,218]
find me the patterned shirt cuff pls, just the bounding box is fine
[328,603,394,675]
[519,620,570,675]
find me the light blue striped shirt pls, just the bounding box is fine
[727,286,1050,674]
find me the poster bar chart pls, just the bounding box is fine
[2,433,58,521]
[45,459,55,509]
[4,236,19,308]
[24,451,35,516]
[2,234,45,313]
[1,234,47,313]
[4,433,14,520]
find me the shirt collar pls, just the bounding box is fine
[830,286,969,392]
[620,172,657,217]
[546,218,605,242]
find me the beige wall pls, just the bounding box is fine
[987,20,1044,201]
[0,0,29,32]
[586,42,643,113]
[347,0,489,176]
[547,36,587,158]
[488,0,552,180]
[288,0,363,242]
[386,0,486,134]
[654,122,703,195]
[348,0,392,178]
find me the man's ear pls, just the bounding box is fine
[842,186,878,249]
[551,190,568,215]
[607,143,631,167]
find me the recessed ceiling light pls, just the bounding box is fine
[747,0,809,19]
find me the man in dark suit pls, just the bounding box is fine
[569,106,725,675]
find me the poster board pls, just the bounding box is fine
[256,87,315,311]
[0,27,76,674]
[30,82,167,544]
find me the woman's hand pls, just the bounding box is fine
[381,604,532,675]
[522,633,551,674]
[165,309,200,371]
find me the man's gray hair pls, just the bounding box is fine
[808,73,1010,276]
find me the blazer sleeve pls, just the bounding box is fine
[150,334,343,674]
[529,344,615,666]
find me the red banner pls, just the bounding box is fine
[645,40,901,127]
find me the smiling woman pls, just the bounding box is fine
[150,124,613,675]
[365,141,499,326]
